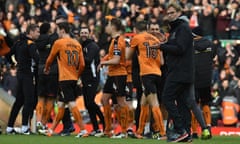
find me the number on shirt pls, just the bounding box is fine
[143,42,157,59]
[65,50,79,66]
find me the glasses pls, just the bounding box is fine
[167,11,176,15]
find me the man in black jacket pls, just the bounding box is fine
[80,26,105,136]
[35,22,58,133]
[159,3,210,142]
[6,24,40,135]
[192,26,216,138]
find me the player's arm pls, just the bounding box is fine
[101,39,123,65]
[160,50,164,66]
[126,37,137,60]
[101,53,120,65]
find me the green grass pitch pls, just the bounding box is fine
[1,135,240,144]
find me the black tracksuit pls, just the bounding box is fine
[194,36,216,105]
[7,34,39,127]
[160,18,195,134]
[81,39,105,131]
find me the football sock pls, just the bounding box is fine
[103,105,112,133]
[202,105,211,126]
[136,105,149,135]
[114,106,121,123]
[42,100,53,125]
[191,111,198,133]
[128,108,134,125]
[120,106,129,133]
[152,106,165,136]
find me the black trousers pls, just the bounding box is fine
[82,79,105,131]
[8,73,35,127]
[132,71,142,130]
[162,79,193,134]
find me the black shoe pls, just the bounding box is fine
[167,129,188,143]
[179,134,193,143]
[6,129,18,135]
[127,129,135,138]
[58,126,75,136]
[22,129,32,135]
[0,126,2,134]
[143,132,152,139]
[192,133,199,139]
[90,129,102,136]
[69,126,75,133]
[59,129,70,136]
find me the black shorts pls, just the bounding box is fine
[37,74,58,98]
[141,74,161,96]
[103,75,126,97]
[195,87,212,105]
[58,80,79,103]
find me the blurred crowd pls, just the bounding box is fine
[1,0,240,127]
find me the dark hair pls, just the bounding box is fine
[134,21,148,31]
[26,24,39,34]
[58,22,70,33]
[40,22,50,34]
[110,18,124,32]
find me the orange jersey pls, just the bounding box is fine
[106,35,127,76]
[45,37,85,81]
[130,32,162,76]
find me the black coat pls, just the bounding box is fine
[35,33,58,75]
[161,18,194,83]
[81,39,100,82]
[194,37,216,88]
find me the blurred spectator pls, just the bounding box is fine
[233,79,240,105]
[3,64,17,96]
[0,64,9,87]
[216,78,234,106]
[216,8,231,39]
[221,95,239,127]
[228,0,239,20]
[198,3,215,40]
[228,12,240,39]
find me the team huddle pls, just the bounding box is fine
[5,3,213,143]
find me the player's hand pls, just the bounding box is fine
[44,67,50,75]
[149,31,167,44]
